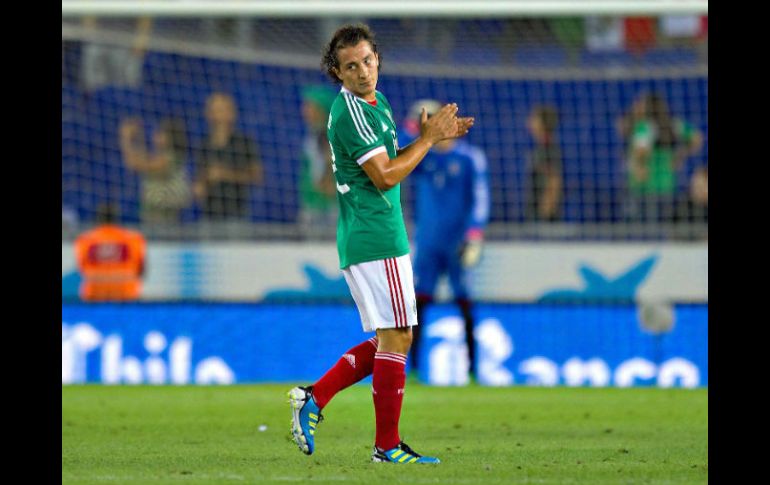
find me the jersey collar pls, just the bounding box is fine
[340,86,377,104]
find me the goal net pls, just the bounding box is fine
[62,2,708,242]
[61,3,708,386]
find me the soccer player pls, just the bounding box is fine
[288,24,474,464]
[399,100,490,381]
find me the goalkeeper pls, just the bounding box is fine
[400,100,490,380]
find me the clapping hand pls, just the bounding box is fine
[420,103,475,144]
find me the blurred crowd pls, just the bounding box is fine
[62,16,707,241]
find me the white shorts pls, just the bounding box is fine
[343,254,418,333]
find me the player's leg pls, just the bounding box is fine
[369,255,440,464]
[311,336,379,409]
[289,334,379,455]
[288,265,382,456]
[372,326,412,452]
[449,253,476,379]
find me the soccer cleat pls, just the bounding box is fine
[288,386,323,455]
[371,441,441,464]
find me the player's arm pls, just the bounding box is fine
[363,137,433,191]
[363,104,474,191]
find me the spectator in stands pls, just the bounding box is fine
[616,94,649,142]
[525,105,563,222]
[194,92,264,221]
[119,117,192,223]
[399,99,490,381]
[74,204,147,302]
[298,85,337,239]
[621,92,703,223]
[80,16,152,93]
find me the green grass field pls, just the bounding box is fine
[62,384,707,485]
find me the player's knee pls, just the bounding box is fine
[377,327,413,354]
[394,327,413,352]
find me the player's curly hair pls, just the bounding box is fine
[321,24,381,84]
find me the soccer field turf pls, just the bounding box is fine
[62,384,707,485]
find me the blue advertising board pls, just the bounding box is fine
[62,303,707,388]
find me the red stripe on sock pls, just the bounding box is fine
[376,352,407,363]
[375,357,406,365]
[384,259,401,327]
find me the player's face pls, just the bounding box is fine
[334,41,379,101]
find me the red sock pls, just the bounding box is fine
[372,352,407,451]
[312,337,378,409]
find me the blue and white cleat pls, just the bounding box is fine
[288,386,323,455]
[371,441,441,464]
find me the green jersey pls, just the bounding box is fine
[327,87,409,269]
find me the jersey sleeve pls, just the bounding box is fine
[334,94,386,165]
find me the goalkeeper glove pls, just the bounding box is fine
[459,229,484,268]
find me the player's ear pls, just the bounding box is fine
[333,66,343,82]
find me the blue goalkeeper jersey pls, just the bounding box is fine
[400,132,490,250]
